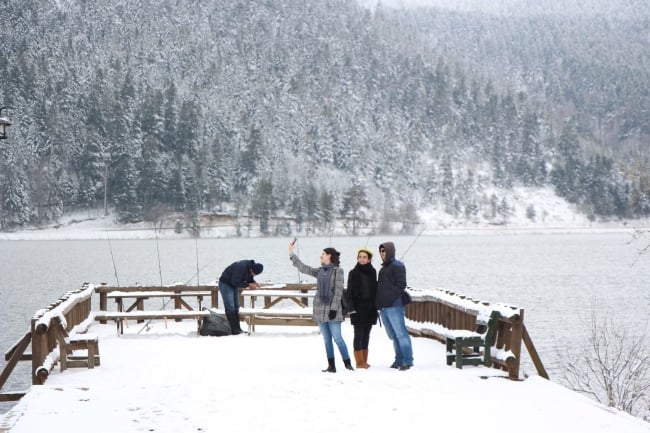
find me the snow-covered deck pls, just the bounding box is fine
[1,319,648,433]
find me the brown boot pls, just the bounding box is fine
[362,349,370,368]
[356,350,369,369]
[354,350,364,368]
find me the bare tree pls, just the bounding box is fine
[628,228,650,266]
[628,228,650,307]
[563,307,650,420]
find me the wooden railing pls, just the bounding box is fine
[0,332,31,402]
[0,283,95,402]
[404,288,548,380]
[2,283,222,399]
[2,283,548,404]
[30,284,95,384]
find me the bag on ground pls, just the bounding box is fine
[200,309,232,336]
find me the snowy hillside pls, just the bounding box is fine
[1,187,647,241]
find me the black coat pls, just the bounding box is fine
[346,262,378,326]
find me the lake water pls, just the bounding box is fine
[1,232,649,413]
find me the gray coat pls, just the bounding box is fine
[289,253,345,322]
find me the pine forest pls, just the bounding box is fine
[1,0,649,235]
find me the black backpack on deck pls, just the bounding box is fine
[200,308,232,336]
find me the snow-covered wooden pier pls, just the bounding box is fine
[0,285,649,433]
[1,282,541,392]
[1,284,649,433]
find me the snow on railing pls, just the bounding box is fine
[404,286,524,379]
[32,283,95,333]
[31,283,96,384]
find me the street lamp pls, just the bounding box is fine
[0,106,12,140]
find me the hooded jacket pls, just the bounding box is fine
[219,260,258,288]
[375,242,407,309]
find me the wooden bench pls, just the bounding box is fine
[240,289,316,309]
[107,290,212,313]
[93,310,210,334]
[94,285,219,324]
[208,308,316,334]
[52,316,100,372]
[444,310,501,369]
[240,308,316,334]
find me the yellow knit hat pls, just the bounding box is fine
[357,247,374,259]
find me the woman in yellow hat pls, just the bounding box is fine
[345,247,378,368]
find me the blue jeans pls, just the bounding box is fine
[219,281,240,315]
[380,306,414,366]
[318,321,350,361]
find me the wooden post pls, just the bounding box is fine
[137,298,145,323]
[522,325,549,379]
[31,319,47,385]
[299,287,309,308]
[174,290,182,310]
[507,309,524,380]
[211,289,219,308]
[174,290,182,322]
[0,332,31,390]
[99,290,108,324]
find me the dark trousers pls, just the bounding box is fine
[218,280,239,315]
[352,324,373,350]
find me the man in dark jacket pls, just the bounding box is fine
[375,242,414,370]
[219,260,263,335]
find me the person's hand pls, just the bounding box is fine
[248,282,260,289]
[288,241,295,255]
[328,310,337,320]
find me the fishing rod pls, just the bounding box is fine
[139,224,168,334]
[105,227,168,335]
[154,224,164,287]
[182,256,219,285]
[105,231,121,287]
[400,222,428,261]
[362,225,374,248]
[138,240,222,334]
[194,237,200,286]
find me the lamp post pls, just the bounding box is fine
[0,106,12,139]
[0,106,11,229]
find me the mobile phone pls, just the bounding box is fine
[291,237,297,246]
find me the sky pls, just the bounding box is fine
[1,317,648,433]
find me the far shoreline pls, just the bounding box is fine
[1,222,647,241]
